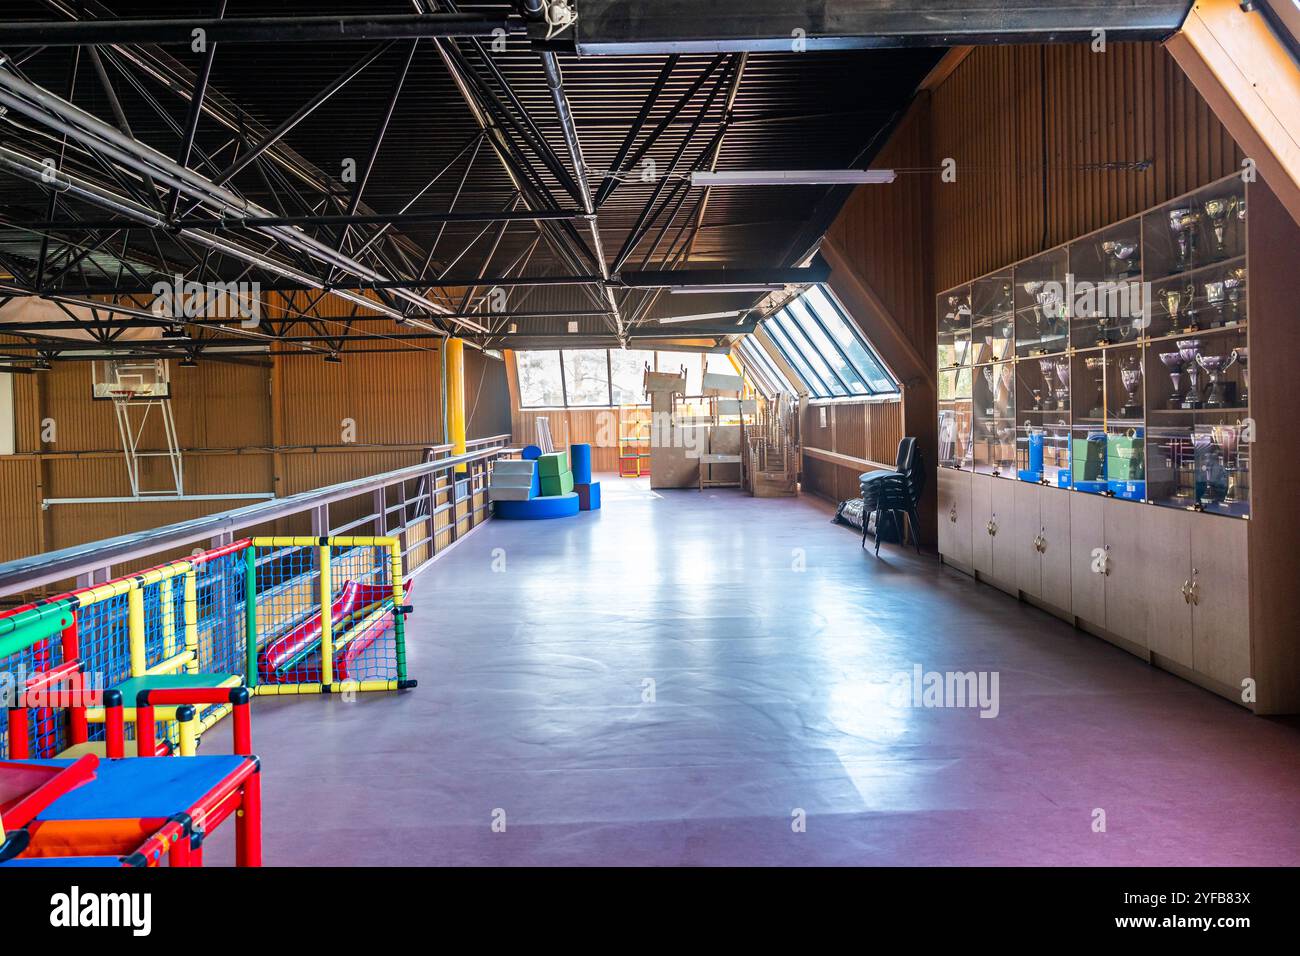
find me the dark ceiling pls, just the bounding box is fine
[0,0,943,364]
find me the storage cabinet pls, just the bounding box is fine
[1140,505,1194,667]
[987,476,1018,595]
[1102,499,1148,650]
[1037,486,1072,613]
[1189,514,1250,691]
[970,472,994,578]
[1008,481,1071,612]
[1069,492,1106,627]
[936,468,972,571]
[933,172,1300,713]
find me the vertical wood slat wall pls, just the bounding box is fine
[816,41,1243,519]
[799,400,906,503]
[511,408,621,474]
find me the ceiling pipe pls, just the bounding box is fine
[538,50,625,342]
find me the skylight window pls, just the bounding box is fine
[734,336,796,397]
[758,285,899,400]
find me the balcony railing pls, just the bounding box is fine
[0,434,515,602]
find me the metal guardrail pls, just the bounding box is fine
[0,434,514,600]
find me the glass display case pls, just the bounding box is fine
[971,272,1013,365]
[937,286,972,371]
[1069,220,1144,347]
[1143,325,1248,516]
[937,171,1251,520]
[972,360,1014,476]
[1013,248,1068,358]
[938,367,973,469]
[1141,177,1246,282]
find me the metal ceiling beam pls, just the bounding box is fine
[620,265,829,289]
[4,308,610,332]
[570,0,1191,54]
[593,55,723,209]
[538,50,625,340]
[423,21,613,325]
[0,66,468,325]
[0,14,512,47]
[201,41,397,192]
[611,57,733,273]
[168,0,227,218]
[25,209,590,232]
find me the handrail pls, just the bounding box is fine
[0,434,513,599]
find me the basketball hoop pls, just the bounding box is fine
[89,359,183,498]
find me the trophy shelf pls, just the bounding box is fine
[933,171,1300,714]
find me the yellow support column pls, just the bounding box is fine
[183,566,199,675]
[128,584,146,677]
[447,336,467,474]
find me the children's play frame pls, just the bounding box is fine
[1,535,414,761]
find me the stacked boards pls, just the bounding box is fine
[491,444,599,519]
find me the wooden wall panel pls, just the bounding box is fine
[512,408,620,473]
[276,349,441,449]
[799,400,905,503]
[0,458,42,558]
[10,359,269,455]
[927,42,1244,292]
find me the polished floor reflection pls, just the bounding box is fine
[208,476,1300,865]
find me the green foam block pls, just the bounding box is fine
[536,451,569,478]
[540,470,575,496]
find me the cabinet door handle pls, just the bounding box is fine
[1189,569,1200,607]
[1180,579,1192,604]
[949,506,958,524]
[987,516,998,536]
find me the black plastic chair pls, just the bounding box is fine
[860,438,925,556]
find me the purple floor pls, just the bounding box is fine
[212,477,1300,865]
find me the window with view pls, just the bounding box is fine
[515,349,727,409]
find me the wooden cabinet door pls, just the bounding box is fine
[1013,480,1042,599]
[1038,486,1072,612]
[969,473,994,577]
[937,469,972,569]
[1103,498,1150,649]
[1190,514,1251,693]
[1069,492,1106,629]
[988,477,1019,595]
[1138,504,1192,665]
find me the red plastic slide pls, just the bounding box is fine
[258,580,397,684]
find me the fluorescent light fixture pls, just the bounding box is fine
[691,169,896,186]
[567,320,579,333]
[657,310,746,325]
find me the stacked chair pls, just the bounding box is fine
[859,437,926,557]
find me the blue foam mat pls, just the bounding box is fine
[493,493,580,519]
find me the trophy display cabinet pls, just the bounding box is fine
[935,173,1300,714]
